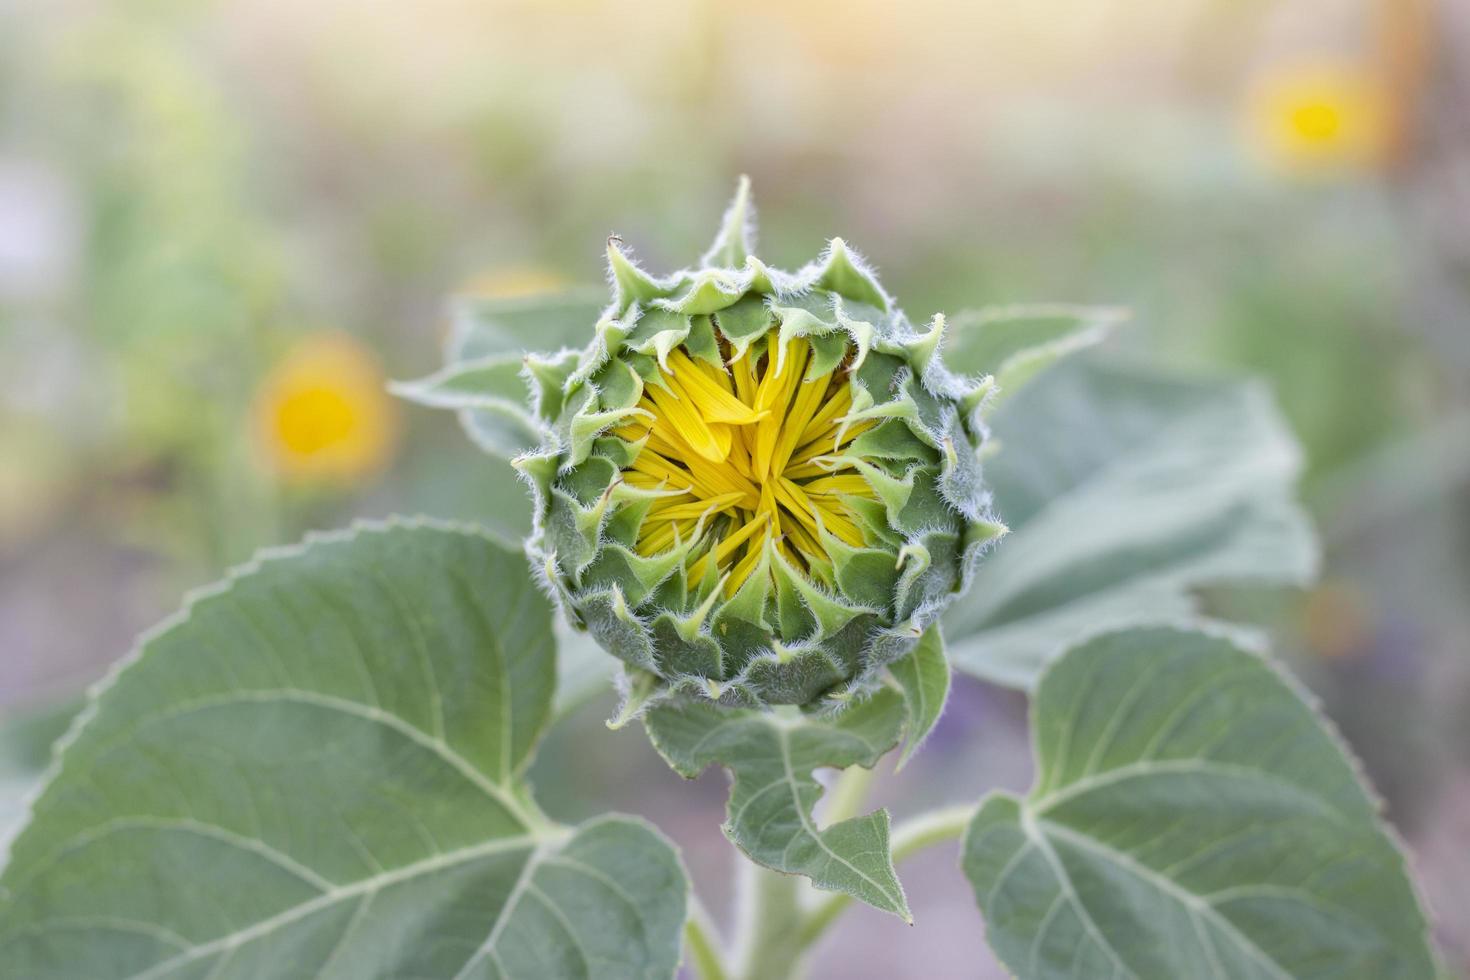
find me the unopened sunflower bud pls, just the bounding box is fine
[518,179,1003,711]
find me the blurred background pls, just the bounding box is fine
[1,0,1466,975]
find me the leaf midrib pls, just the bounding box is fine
[124,833,543,980]
[1,688,546,961]
[8,685,539,902]
[774,729,904,915]
[1032,816,1293,980]
[1032,758,1349,823]
[126,688,534,824]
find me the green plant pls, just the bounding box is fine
[0,182,1435,979]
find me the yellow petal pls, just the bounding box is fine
[645,384,728,462]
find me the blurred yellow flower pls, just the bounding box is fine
[251,332,397,483]
[1246,62,1389,176]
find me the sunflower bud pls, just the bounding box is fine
[518,179,1002,711]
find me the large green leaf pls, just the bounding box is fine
[945,304,1122,410]
[391,354,545,459]
[0,520,687,980]
[450,289,607,361]
[962,627,1433,979]
[643,692,911,921]
[0,699,82,850]
[422,289,607,462]
[945,357,1316,689]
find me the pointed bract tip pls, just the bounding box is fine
[818,237,889,312]
[605,235,636,275]
[960,376,996,418]
[701,175,756,269]
[606,237,663,312]
[905,313,945,376]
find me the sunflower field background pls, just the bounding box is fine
[0,1,1467,976]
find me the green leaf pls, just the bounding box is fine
[962,627,1433,980]
[450,288,608,362]
[944,357,1316,690]
[0,520,687,980]
[391,354,545,459]
[0,700,82,776]
[552,617,616,718]
[945,305,1122,408]
[0,699,82,849]
[643,692,911,921]
[391,355,530,409]
[888,626,950,771]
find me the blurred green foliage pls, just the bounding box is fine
[0,0,1465,969]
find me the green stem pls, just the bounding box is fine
[732,860,809,980]
[821,764,876,827]
[698,765,880,980]
[684,896,729,980]
[889,804,976,863]
[796,804,975,949]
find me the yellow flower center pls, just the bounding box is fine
[1287,101,1344,146]
[275,387,359,454]
[1246,63,1387,174]
[617,333,877,596]
[251,333,397,482]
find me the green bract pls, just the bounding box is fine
[510,180,1003,712]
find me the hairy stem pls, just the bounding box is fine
[820,763,877,827]
[684,896,730,980]
[796,804,975,949]
[732,860,809,980]
[697,764,881,980]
